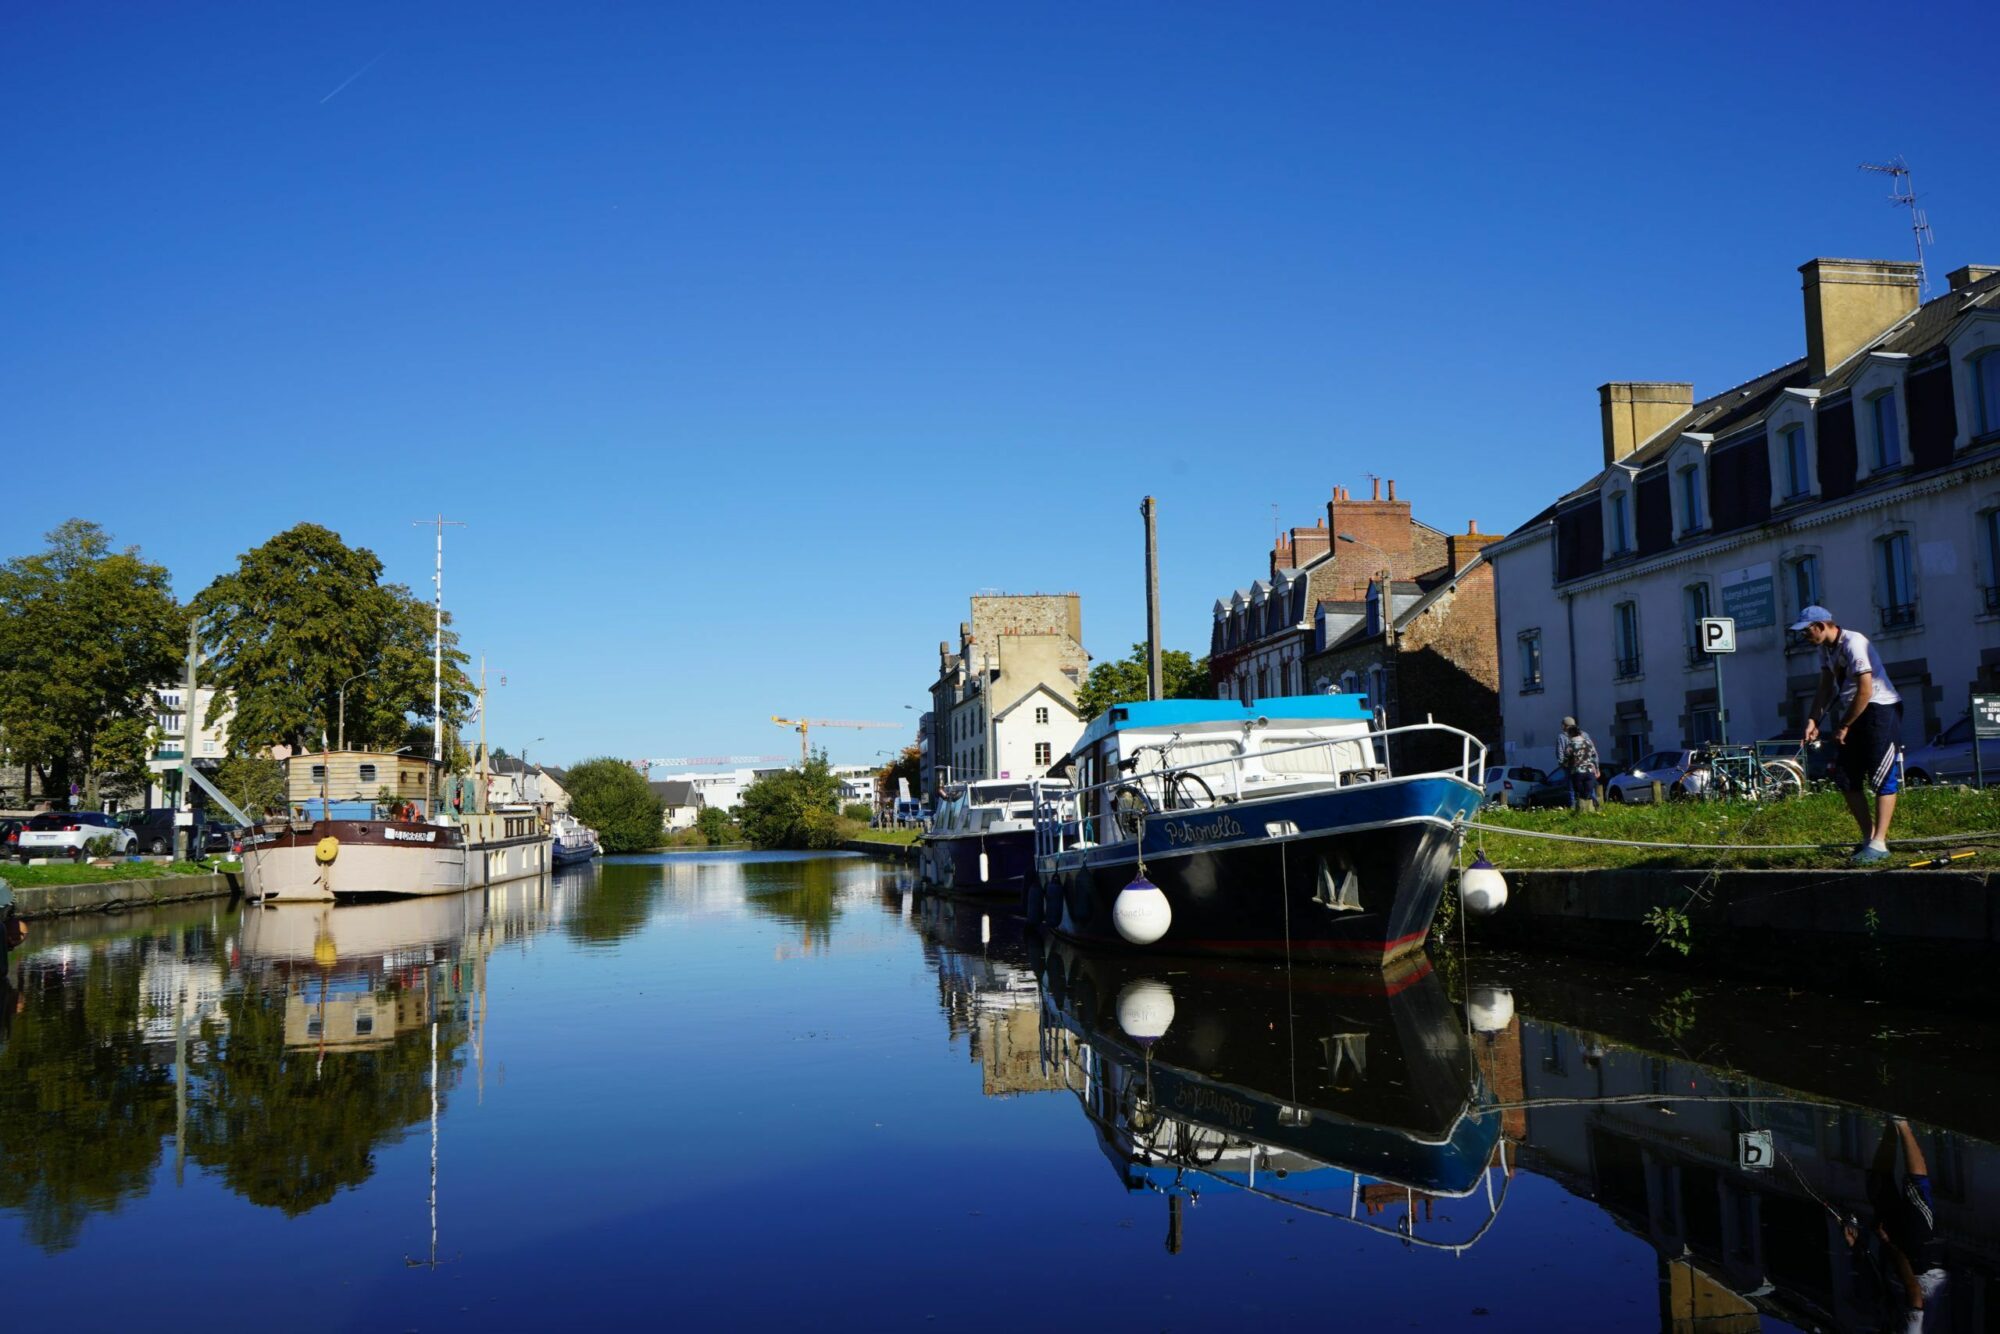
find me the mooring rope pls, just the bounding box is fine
[1461,819,2000,855]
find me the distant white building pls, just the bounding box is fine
[145,684,232,806]
[652,762,879,813]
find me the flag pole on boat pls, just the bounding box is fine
[1141,495,1163,701]
[417,515,466,819]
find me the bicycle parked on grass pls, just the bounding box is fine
[1681,742,1809,803]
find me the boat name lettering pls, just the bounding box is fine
[1162,814,1244,846]
[384,829,438,843]
[1169,1084,1257,1130]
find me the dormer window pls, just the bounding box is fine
[1869,390,1902,469]
[1677,464,1704,534]
[1943,304,2000,448]
[1664,434,1711,539]
[1852,354,1910,480]
[1781,426,1810,497]
[1979,351,2000,437]
[1602,475,1634,560]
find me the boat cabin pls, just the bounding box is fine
[1050,696,1382,841]
[930,778,1068,837]
[285,750,440,818]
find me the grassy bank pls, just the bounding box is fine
[3,859,236,887]
[844,826,920,846]
[1472,786,2000,870]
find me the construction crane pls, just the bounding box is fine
[771,716,899,766]
[628,754,787,776]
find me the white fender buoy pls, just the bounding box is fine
[1460,855,1509,916]
[1116,979,1176,1043]
[978,851,990,883]
[1468,985,1515,1033]
[980,913,991,945]
[1113,874,1172,945]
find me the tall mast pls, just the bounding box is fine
[415,515,465,814]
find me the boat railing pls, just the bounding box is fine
[1032,721,1486,857]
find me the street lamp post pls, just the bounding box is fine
[338,670,377,752]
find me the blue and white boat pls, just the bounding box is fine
[919,778,1068,898]
[1029,696,1484,963]
[549,811,601,868]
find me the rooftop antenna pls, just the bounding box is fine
[1859,157,1935,295]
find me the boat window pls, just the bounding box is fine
[359,764,377,783]
[1262,737,1373,776]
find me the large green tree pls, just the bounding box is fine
[193,524,473,755]
[1074,643,1213,721]
[565,757,665,853]
[738,753,845,850]
[0,520,185,803]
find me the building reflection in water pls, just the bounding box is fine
[0,878,558,1254]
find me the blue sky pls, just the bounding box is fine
[4,1,1994,767]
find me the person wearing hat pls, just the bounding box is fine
[1555,716,1600,811]
[1795,605,1904,863]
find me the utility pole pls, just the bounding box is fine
[176,618,199,862]
[1141,496,1163,701]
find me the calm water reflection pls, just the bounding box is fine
[4,852,1999,1331]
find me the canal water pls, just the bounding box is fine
[4,851,1998,1331]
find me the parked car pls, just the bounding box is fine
[1517,770,1582,809]
[15,810,138,861]
[0,818,27,858]
[1605,750,1700,804]
[114,807,239,855]
[1481,765,1550,808]
[1903,715,2000,786]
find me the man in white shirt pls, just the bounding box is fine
[1796,605,1904,864]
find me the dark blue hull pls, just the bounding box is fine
[551,840,598,867]
[1031,776,1481,962]
[918,827,1038,897]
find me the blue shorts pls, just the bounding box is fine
[1837,702,1903,796]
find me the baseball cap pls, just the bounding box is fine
[1788,604,1834,632]
[1561,716,1577,729]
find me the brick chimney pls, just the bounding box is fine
[1271,518,1330,577]
[1326,480,1414,600]
[1447,519,1502,574]
[1948,264,1999,292]
[1598,382,1693,467]
[1800,258,1922,381]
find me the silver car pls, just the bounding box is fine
[1481,765,1549,808]
[1903,715,2000,786]
[1605,749,1700,804]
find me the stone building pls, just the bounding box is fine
[1208,482,1504,762]
[1208,481,1456,701]
[1486,256,2000,772]
[1301,522,1503,767]
[927,593,1090,797]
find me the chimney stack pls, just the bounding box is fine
[1799,258,1922,381]
[1447,519,1502,574]
[1598,382,1694,467]
[1948,264,1999,292]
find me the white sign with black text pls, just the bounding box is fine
[1699,616,1737,655]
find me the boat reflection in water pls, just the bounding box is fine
[0,879,556,1255]
[1037,939,1511,1253]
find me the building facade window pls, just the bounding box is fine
[1782,425,1810,498]
[1785,552,1822,649]
[1683,582,1712,666]
[1688,706,1721,746]
[1034,706,1048,725]
[1034,742,1052,766]
[1876,531,1917,630]
[1870,390,1902,469]
[1983,509,2000,613]
[1608,491,1631,555]
[1613,601,1641,678]
[1517,630,1543,693]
